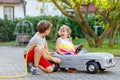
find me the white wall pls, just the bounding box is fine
[25,0,62,16]
[42,2,62,16]
[0,0,63,19]
[0,5,4,19]
[25,0,42,16]
[14,4,24,18]
[0,4,24,19]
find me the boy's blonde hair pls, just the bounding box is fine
[58,25,72,39]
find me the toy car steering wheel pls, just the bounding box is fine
[75,43,84,53]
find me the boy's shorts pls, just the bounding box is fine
[24,47,52,68]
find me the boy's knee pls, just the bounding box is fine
[55,58,61,64]
[58,58,61,64]
[34,46,43,53]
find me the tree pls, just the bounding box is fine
[108,3,120,47]
[50,0,120,47]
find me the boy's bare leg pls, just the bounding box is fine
[39,65,54,73]
[42,52,61,64]
[52,57,61,64]
[34,46,61,67]
[34,46,43,67]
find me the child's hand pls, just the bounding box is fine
[59,53,64,55]
[55,51,64,55]
[52,52,57,54]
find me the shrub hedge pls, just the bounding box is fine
[0,16,95,42]
[0,19,20,42]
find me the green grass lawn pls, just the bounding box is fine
[0,41,19,46]
[0,38,120,57]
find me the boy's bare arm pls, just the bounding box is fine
[44,41,48,51]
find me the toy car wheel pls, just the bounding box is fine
[86,62,99,74]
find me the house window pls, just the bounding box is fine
[4,6,14,20]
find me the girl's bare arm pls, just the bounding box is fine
[56,38,63,54]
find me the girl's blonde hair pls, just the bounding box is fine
[58,25,72,40]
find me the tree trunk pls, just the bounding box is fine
[108,25,118,47]
[98,21,114,47]
[81,28,95,47]
[77,21,95,47]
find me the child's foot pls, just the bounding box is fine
[27,63,33,72]
[30,66,41,75]
[68,68,77,73]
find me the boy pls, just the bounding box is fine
[24,20,61,75]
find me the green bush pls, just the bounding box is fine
[88,16,104,36]
[0,15,99,42]
[0,19,18,42]
[25,16,84,40]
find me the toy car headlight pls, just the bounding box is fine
[106,58,113,64]
[109,59,112,63]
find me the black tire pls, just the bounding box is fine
[86,62,99,74]
[49,60,59,72]
[53,63,59,72]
